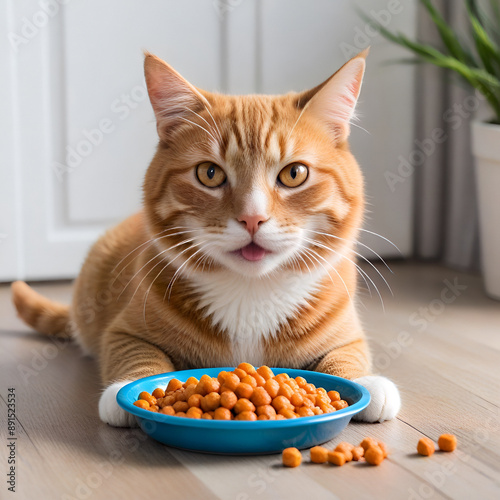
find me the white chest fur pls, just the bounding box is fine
[192,269,324,364]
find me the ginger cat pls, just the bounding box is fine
[12,50,400,426]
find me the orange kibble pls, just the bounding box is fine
[241,375,258,388]
[159,405,175,416]
[297,407,315,417]
[237,362,256,375]
[204,377,221,394]
[258,414,271,420]
[184,376,199,387]
[327,390,341,402]
[147,405,159,412]
[152,388,165,399]
[285,378,299,391]
[282,447,302,467]
[335,442,355,462]
[235,411,257,421]
[194,381,208,396]
[278,408,297,419]
[295,376,307,387]
[139,391,157,406]
[172,401,189,413]
[220,390,238,410]
[264,379,280,398]
[272,395,292,412]
[201,412,213,420]
[214,407,232,420]
[417,437,435,456]
[278,384,294,400]
[186,407,203,419]
[234,398,256,414]
[275,414,286,420]
[377,441,388,458]
[233,368,247,380]
[438,434,457,452]
[133,399,149,410]
[332,400,348,411]
[360,437,377,451]
[251,373,266,387]
[251,387,272,407]
[175,411,187,418]
[201,392,221,412]
[352,446,364,461]
[235,382,254,399]
[187,394,203,408]
[274,373,289,384]
[365,445,385,465]
[316,393,331,406]
[302,397,314,409]
[256,366,274,380]
[208,411,215,418]
[167,379,183,392]
[312,407,323,415]
[256,405,277,418]
[183,384,197,401]
[303,383,316,394]
[327,451,346,466]
[320,404,336,414]
[310,446,329,463]
[159,395,175,407]
[217,371,229,384]
[290,392,304,407]
[223,372,240,391]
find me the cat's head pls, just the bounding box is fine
[143,51,366,279]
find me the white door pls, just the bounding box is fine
[1,0,416,281]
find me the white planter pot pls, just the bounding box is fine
[471,120,500,300]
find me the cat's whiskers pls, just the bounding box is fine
[357,228,402,254]
[304,233,393,297]
[184,107,222,143]
[111,228,202,285]
[141,241,207,326]
[200,104,223,143]
[301,246,352,303]
[178,116,218,143]
[303,236,385,312]
[119,236,200,301]
[165,243,210,302]
[307,229,393,275]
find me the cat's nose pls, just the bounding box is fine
[237,214,269,235]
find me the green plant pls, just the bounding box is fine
[365,0,500,123]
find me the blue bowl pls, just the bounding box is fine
[117,368,370,455]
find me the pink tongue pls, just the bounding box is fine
[241,242,267,261]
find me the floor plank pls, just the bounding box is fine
[1,262,499,499]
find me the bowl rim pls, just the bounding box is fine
[117,367,371,429]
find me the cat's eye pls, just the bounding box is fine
[196,162,227,188]
[278,163,308,188]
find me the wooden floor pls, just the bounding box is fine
[1,261,499,500]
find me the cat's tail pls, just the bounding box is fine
[11,281,72,338]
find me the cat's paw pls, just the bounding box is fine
[352,375,401,423]
[99,380,138,427]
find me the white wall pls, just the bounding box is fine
[1,0,416,281]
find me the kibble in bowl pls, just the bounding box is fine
[117,366,370,454]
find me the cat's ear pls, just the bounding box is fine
[299,49,368,143]
[144,52,209,142]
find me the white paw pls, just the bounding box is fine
[352,375,401,423]
[98,380,138,427]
